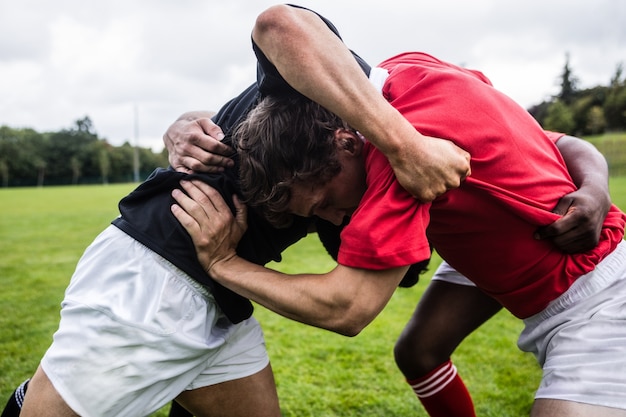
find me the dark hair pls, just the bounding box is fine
[234,95,350,227]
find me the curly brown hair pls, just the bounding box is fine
[234,95,351,228]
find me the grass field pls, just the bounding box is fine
[1,177,625,416]
[586,132,626,176]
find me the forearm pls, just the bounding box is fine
[252,5,471,202]
[536,134,611,252]
[171,179,409,335]
[252,5,411,157]
[210,256,406,336]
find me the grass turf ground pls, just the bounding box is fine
[1,176,625,416]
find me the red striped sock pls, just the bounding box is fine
[407,360,476,417]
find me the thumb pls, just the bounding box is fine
[551,196,573,217]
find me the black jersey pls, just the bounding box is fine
[112,167,311,324]
[112,83,315,324]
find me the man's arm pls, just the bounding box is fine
[252,5,470,202]
[168,137,611,335]
[170,180,407,336]
[536,135,611,252]
[163,111,234,173]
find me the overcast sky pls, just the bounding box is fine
[1,0,624,150]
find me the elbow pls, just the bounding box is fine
[335,322,366,337]
[327,302,377,337]
[252,5,296,45]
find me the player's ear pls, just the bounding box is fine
[334,129,363,156]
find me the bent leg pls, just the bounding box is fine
[394,280,502,378]
[394,280,501,417]
[20,366,78,417]
[176,364,280,417]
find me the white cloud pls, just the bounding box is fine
[0,0,624,151]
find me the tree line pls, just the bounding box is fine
[0,117,167,187]
[1,55,625,187]
[530,55,626,136]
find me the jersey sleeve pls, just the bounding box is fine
[543,130,566,144]
[337,145,432,270]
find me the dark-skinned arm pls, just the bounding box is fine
[535,134,611,252]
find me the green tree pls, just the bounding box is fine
[138,146,168,178]
[557,53,579,105]
[108,142,136,183]
[70,156,82,185]
[0,159,8,187]
[34,157,46,187]
[0,126,47,186]
[100,150,110,184]
[88,140,112,184]
[586,106,606,135]
[571,95,594,135]
[544,100,576,134]
[604,63,626,130]
[44,117,99,184]
[610,62,624,88]
[75,116,95,134]
[0,120,169,186]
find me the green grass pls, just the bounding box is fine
[0,184,137,396]
[263,243,538,417]
[586,131,626,176]
[1,178,625,416]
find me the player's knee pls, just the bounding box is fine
[394,332,422,373]
[394,332,450,378]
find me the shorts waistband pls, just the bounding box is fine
[153,253,212,299]
[525,240,626,325]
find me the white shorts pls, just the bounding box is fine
[40,226,269,417]
[518,240,626,410]
[431,261,476,286]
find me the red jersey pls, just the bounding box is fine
[338,52,626,318]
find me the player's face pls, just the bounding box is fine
[287,141,367,225]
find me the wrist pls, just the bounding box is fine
[207,253,238,281]
[382,128,426,168]
[367,110,423,159]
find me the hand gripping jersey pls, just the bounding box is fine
[112,79,315,324]
[112,168,311,324]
